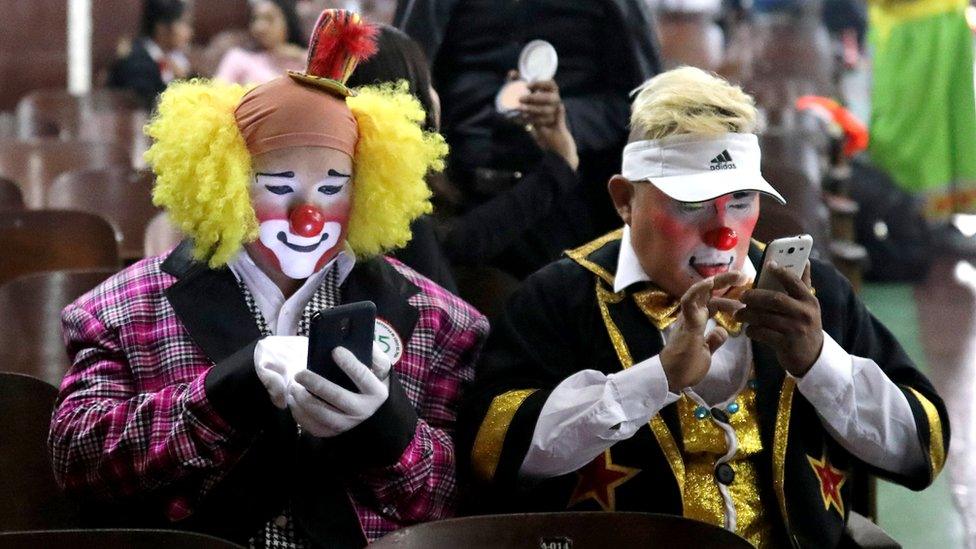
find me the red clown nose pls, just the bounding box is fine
[289,204,326,237]
[703,227,739,251]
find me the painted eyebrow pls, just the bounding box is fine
[732,191,755,199]
[255,171,295,178]
[328,169,351,178]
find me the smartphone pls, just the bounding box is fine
[307,301,376,392]
[754,234,813,293]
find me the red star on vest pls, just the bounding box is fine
[567,449,641,512]
[807,451,846,515]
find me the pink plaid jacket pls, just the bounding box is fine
[49,245,488,545]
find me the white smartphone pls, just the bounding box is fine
[754,234,814,293]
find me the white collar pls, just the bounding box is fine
[142,38,189,70]
[227,245,357,335]
[612,224,757,293]
[143,38,165,63]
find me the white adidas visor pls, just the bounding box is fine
[621,132,786,205]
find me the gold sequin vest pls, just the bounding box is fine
[677,384,775,548]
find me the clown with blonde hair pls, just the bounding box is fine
[50,10,487,546]
[461,67,947,547]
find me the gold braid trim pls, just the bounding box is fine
[905,387,947,479]
[471,389,538,482]
[773,377,796,537]
[566,228,623,286]
[596,281,686,504]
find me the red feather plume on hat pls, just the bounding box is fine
[306,10,378,84]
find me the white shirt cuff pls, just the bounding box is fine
[607,354,681,429]
[792,331,853,409]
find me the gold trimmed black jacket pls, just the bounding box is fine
[458,231,948,548]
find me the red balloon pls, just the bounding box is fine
[289,204,326,237]
[703,227,738,251]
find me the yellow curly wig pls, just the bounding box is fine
[346,82,446,257]
[144,79,256,267]
[143,79,446,268]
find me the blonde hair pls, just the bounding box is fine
[144,79,446,268]
[630,66,758,141]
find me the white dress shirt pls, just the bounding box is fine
[519,225,925,490]
[228,248,356,336]
[143,39,190,85]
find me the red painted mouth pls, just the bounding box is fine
[690,256,734,278]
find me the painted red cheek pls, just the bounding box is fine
[652,211,687,239]
[703,227,739,251]
[289,204,326,237]
[254,205,285,223]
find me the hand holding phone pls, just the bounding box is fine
[739,234,823,376]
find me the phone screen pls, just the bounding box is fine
[307,301,376,392]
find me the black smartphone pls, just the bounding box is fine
[307,301,376,392]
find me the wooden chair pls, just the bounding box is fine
[191,0,251,46]
[15,88,142,139]
[0,210,120,286]
[48,168,159,260]
[0,139,131,207]
[371,512,752,548]
[0,176,23,209]
[144,211,184,258]
[0,372,80,530]
[15,89,148,167]
[0,269,116,386]
[0,1,69,111]
[0,529,244,549]
[0,110,15,138]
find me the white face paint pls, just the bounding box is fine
[687,245,738,279]
[257,219,343,279]
[246,146,354,281]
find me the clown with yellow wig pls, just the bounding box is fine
[49,10,488,547]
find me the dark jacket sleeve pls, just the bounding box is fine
[562,93,632,155]
[457,259,598,491]
[438,152,578,266]
[561,0,661,154]
[814,260,949,490]
[107,46,165,111]
[395,0,462,63]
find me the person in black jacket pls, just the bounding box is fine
[395,0,663,241]
[459,67,948,548]
[347,24,590,285]
[108,0,193,110]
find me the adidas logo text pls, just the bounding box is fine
[709,150,736,171]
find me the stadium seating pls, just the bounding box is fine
[0,529,244,549]
[0,210,120,286]
[0,176,23,209]
[370,512,753,548]
[0,139,130,208]
[0,269,116,386]
[0,372,80,531]
[47,167,158,260]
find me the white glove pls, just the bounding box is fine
[288,342,392,437]
[254,336,309,409]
